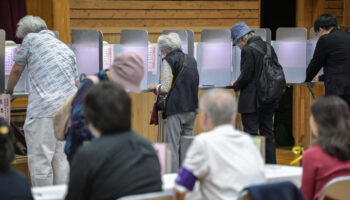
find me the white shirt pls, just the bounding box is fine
[176,124,266,200]
[14,30,79,118]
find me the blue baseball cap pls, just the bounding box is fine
[230,22,253,45]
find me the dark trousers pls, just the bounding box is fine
[241,107,276,164]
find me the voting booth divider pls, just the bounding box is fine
[2,28,325,159]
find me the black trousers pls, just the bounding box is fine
[241,106,276,164]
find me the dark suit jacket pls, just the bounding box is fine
[65,131,162,200]
[305,28,350,96]
[233,36,278,113]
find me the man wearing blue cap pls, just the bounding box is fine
[230,22,278,164]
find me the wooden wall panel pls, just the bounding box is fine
[26,0,54,29]
[25,0,71,43]
[70,0,261,43]
[344,0,350,24]
[292,83,325,149]
[297,0,346,37]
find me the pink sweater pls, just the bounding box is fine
[301,145,350,200]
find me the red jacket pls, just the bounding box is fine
[301,145,350,200]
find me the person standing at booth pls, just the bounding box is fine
[230,22,280,164]
[149,32,199,172]
[305,14,350,106]
[6,15,79,186]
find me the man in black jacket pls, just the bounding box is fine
[305,14,350,106]
[230,22,278,164]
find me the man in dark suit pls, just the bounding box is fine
[305,14,350,106]
[230,22,278,164]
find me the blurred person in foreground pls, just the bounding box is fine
[301,96,350,200]
[65,82,162,200]
[0,118,33,200]
[174,89,266,200]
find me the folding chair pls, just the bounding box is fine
[318,176,350,200]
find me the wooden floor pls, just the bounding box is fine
[276,147,302,166]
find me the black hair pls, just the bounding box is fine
[83,82,131,134]
[314,14,338,33]
[0,118,14,171]
[311,96,350,161]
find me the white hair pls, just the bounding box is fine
[16,15,47,38]
[199,89,237,126]
[157,32,182,54]
[240,31,255,42]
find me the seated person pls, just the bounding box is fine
[174,89,266,200]
[0,118,33,200]
[301,96,350,200]
[65,82,162,200]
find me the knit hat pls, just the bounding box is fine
[110,52,145,93]
[230,22,253,45]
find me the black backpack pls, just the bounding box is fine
[249,42,286,104]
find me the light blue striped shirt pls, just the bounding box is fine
[14,30,79,118]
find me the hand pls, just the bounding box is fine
[312,75,319,82]
[148,84,158,90]
[5,89,13,95]
[230,80,236,86]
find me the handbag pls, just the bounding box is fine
[150,86,163,125]
[53,92,76,141]
[156,86,167,110]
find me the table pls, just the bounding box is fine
[32,164,302,200]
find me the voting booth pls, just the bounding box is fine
[71,29,103,76]
[197,29,232,87]
[273,28,307,83]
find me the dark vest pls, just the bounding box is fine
[164,50,199,117]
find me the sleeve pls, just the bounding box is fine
[175,138,209,191]
[65,149,90,200]
[300,150,318,200]
[233,47,255,91]
[72,55,80,81]
[305,37,327,82]
[160,60,173,94]
[13,36,31,67]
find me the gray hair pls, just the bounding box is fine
[240,31,255,42]
[16,15,48,38]
[157,32,182,54]
[199,89,237,126]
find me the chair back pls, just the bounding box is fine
[117,191,175,200]
[318,176,350,200]
[180,136,195,163]
[251,136,266,162]
[153,143,172,174]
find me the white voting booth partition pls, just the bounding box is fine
[3,33,29,96]
[197,29,232,87]
[273,28,308,83]
[71,30,103,76]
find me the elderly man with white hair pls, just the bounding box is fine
[174,89,266,200]
[150,32,199,172]
[6,15,79,186]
